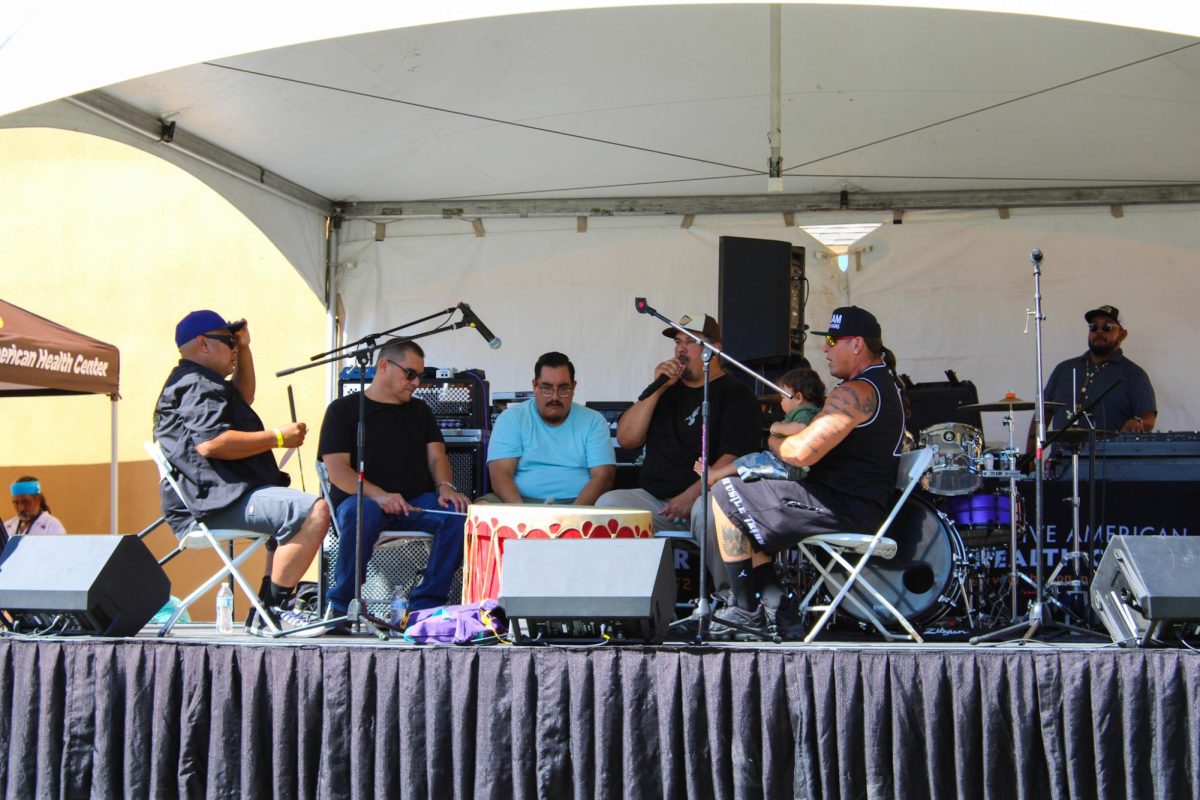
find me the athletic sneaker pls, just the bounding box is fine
[246,603,329,638]
[707,604,772,641]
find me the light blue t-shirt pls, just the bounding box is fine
[487,400,616,501]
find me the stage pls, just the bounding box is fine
[1,629,1196,799]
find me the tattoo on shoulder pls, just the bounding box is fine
[824,383,876,420]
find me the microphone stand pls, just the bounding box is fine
[634,298,791,643]
[971,251,1097,644]
[276,306,477,637]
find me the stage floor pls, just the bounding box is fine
[2,624,1195,799]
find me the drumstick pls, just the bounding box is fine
[287,385,307,492]
[418,508,468,517]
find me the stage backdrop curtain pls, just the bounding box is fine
[0,640,1195,799]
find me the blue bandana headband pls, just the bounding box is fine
[10,480,40,497]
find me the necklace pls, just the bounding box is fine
[1076,359,1108,410]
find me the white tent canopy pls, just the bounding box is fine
[2,2,1198,441]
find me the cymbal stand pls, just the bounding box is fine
[971,249,1094,644]
[981,410,1024,623]
[1044,379,1122,626]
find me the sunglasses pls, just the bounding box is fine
[1088,323,1118,333]
[824,335,848,348]
[202,333,236,348]
[382,358,421,381]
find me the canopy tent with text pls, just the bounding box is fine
[0,299,121,532]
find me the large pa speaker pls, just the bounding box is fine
[499,539,675,643]
[718,236,805,364]
[0,535,170,636]
[1091,535,1200,647]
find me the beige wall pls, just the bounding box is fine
[0,128,330,619]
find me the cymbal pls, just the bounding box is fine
[959,397,1066,413]
[1047,427,1119,445]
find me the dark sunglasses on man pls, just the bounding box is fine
[1088,323,1119,333]
[202,333,236,348]
[382,358,421,381]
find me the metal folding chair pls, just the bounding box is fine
[145,441,280,636]
[797,447,935,643]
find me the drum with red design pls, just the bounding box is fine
[461,504,654,604]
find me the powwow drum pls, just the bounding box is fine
[462,504,654,604]
[826,495,966,627]
[918,422,984,496]
[945,490,1023,547]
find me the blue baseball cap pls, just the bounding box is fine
[175,310,246,347]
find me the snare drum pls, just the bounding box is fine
[462,504,654,604]
[918,422,984,496]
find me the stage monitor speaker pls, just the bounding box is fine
[1091,535,1200,647]
[499,539,675,643]
[0,535,170,636]
[718,236,805,364]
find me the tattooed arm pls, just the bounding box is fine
[777,380,878,467]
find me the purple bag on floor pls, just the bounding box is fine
[401,599,508,644]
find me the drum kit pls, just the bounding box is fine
[803,394,1068,636]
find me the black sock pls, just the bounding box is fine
[267,581,296,607]
[727,559,757,609]
[753,563,785,611]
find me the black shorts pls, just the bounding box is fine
[712,476,854,553]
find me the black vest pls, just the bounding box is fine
[807,364,906,524]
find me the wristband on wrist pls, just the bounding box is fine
[273,428,285,448]
[437,481,459,493]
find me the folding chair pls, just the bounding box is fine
[314,460,448,618]
[145,441,281,636]
[797,447,935,643]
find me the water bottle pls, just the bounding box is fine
[215,582,234,634]
[389,586,410,634]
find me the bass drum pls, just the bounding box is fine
[826,495,966,628]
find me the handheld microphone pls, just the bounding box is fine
[458,303,502,349]
[1031,248,1043,264]
[638,374,670,401]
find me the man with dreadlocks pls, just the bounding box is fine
[708,306,908,639]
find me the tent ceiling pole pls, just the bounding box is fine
[342,184,1200,220]
[67,91,334,216]
[767,4,783,192]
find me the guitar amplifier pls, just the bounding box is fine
[338,366,489,497]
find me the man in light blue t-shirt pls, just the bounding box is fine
[483,352,616,505]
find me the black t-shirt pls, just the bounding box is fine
[317,393,445,507]
[153,359,288,535]
[638,375,762,499]
[806,364,907,527]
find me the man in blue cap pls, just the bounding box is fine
[153,310,331,636]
